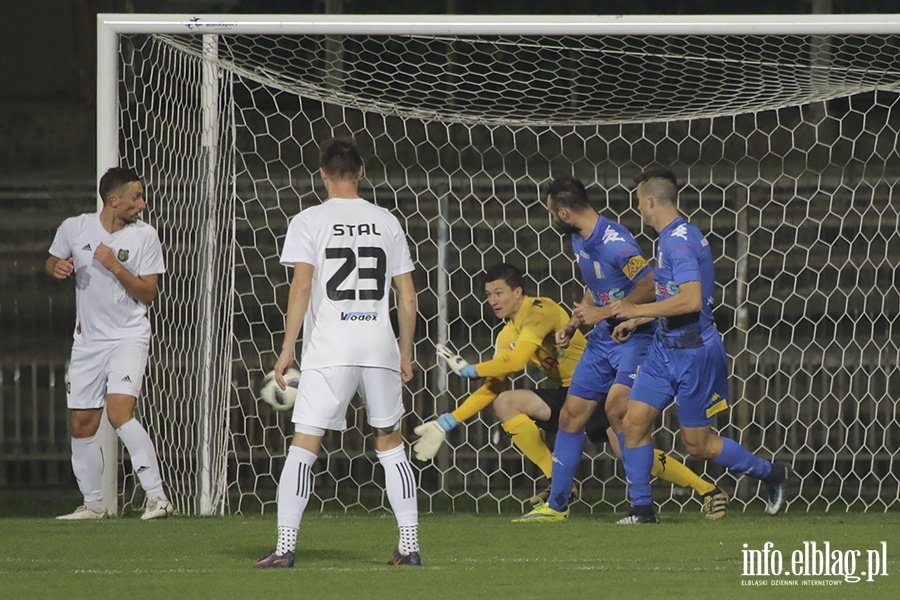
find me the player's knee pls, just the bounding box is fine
[683,438,717,460]
[604,389,628,427]
[559,404,587,432]
[106,408,135,430]
[621,410,650,435]
[71,410,102,438]
[71,420,100,438]
[493,392,519,422]
[605,404,626,430]
[558,408,578,431]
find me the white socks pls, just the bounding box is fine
[116,419,166,500]
[377,444,420,554]
[272,444,420,557]
[398,524,420,556]
[276,526,298,557]
[276,446,317,554]
[71,434,104,503]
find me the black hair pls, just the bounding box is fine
[98,167,142,203]
[319,136,363,180]
[484,263,525,292]
[546,175,592,210]
[632,166,677,187]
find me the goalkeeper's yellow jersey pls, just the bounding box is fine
[450,296,587,423]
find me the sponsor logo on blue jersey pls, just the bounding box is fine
[656,281,680,299]
[595,287,626,305]
[602,225,625,244]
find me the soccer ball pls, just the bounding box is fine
[260,368,301,412]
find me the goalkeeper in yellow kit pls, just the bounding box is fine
[414,263,723,514]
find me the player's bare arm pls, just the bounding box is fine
[610,280,702,320]
[555,321,578,348]
[629,271,657,304]
[392,271,417,385]
[92,243,159,304]
[573,301,608,326]
[557,288,590,346]
[275,262,314,389]
[570,287,603,326]
[45,255,74,279]
[612,317,655,343]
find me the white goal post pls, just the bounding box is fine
[97,14,900,516]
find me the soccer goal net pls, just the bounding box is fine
[98,15,900,516]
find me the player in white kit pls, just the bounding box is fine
[46,167,174,520]
[255,136,421,568]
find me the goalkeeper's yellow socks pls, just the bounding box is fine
[651,449,716,496]
[502,414,552,479]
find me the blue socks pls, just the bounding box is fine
[713,437,773,480]
[621,436,772,509]
[548,430,585,511]
[622,442,655,507]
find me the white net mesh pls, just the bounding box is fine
[114,26,900,515]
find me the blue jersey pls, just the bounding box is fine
[654,216,718,348]
[572,215,654,334]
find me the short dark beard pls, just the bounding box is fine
[552,220,580,236]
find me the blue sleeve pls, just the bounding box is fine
[616,243,653,283]
[669,241,701,285]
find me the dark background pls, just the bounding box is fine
[1,0,898,179]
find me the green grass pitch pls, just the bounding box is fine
[2,501,898,599]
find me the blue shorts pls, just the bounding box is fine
[629,334,730,427]
[568,331,652,401]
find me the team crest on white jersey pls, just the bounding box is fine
[602,225,625,244]
[671,224,689,240]
[117,249,130,262]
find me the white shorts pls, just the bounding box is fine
[292,366,404,431]
[66,337,150,409]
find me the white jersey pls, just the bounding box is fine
[49,212,166,343]
[280,197,414,371]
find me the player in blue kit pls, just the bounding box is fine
[610,167,789,524]
[516,175,725,523]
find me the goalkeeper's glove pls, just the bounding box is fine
[413,413,460,461]
[436,343,472,377]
